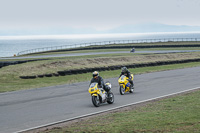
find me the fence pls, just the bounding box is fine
[17,38,200,56]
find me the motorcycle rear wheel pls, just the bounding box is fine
[119,86,125,95]
[92,96,100,107]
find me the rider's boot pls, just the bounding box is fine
[129,79,134,89]
[131,83,134,89]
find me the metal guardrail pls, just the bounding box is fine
[17,38,200,56]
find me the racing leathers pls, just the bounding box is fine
[90,76,110,92]
[119,70,134,88]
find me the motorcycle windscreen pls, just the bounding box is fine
[90,83,98,88]
[120,75,126,81]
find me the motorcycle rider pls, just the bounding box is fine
[90,71,110,93]
[119,66,134,88]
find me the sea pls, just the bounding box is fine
[0,32,200,57]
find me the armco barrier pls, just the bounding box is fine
[19,58,200,79]
[22,44,200,55]
[17,38,200,56]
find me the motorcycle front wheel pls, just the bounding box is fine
[107,92,114,104]
[92,96,100,107]
[119,86,125,95]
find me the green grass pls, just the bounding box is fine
[1,42,199,132]
[1,43,200,93]
[2,52,200,76]
[137,47,200,51]
[42,89,200,133]
[0,61,200,93]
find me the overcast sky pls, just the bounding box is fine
[0,0,200,34]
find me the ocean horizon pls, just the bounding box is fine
[1,32,200,57]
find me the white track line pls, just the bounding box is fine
[16,86,200,133]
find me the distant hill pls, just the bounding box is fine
[105,23,200,33]
[0,23,200,35]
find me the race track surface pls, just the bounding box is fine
[0,67,200,133]
[1,50,200,59]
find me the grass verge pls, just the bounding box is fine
[41,89,200,133]
[1,46,200,93]
[0,61,200,93]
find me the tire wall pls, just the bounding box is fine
[0,59,48,69]
[19,58,200,79]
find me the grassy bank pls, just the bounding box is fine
[1,62,199,132]
[1,51,200,92]
[1,43,200,93]
[2,52,200,76]
[42,89,200,133]
[1,42,199,133]
[0,61,200,93]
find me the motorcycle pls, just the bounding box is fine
[88,82,114,107]
[118,74,134,95]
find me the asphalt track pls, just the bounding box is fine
[1,50,200,59]
[0,67,200,133]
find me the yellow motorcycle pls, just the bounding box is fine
[88,82,114,107]
[118,74,134,95]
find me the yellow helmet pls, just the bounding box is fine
[93,71,99,77]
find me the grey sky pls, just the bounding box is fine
[0,0,200,31]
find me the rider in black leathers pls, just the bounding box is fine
[119,67,134,88]
[90,71,110,92]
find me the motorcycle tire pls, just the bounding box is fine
[119,86,125,95]
[107,92,114,104]
[92,96,100,107]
